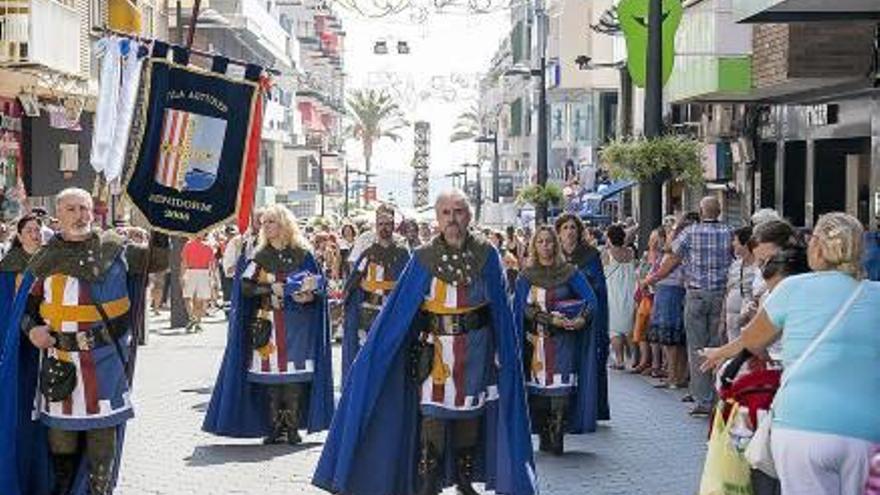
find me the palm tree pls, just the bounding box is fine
[449,104,488,143]
[347,89,408,174]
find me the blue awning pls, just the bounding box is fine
[596,180,637,201]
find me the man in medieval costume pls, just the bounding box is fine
[341,204,410,380]
[313,190,535,495]
[0,187,168,495]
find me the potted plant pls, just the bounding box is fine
[517,183,564,209]
[599,135,704,186]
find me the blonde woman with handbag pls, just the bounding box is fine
[702,212,880,494]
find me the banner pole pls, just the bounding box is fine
[186,0,202,50]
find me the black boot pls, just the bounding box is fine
[51,454,78,495]
[88,456,116,495]
[538,423,552,453]
[416,444,441,495]
[282,409,302,445]
[455,448,480,495]
[264,388,287,445]
[85,427,118,495]
[530,396,551,453]
[285,387,303,446]
[547,411,566,456]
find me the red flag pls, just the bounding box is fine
[237,74,271,233]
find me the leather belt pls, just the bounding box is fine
[51,314,129,352]
[422,306,490,335]
[363,292,386,307]
[524,315,566,336]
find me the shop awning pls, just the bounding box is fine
[596,180,637,201]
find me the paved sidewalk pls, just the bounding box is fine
[116,311,707,495]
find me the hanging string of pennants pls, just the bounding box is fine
[89,26,271,236]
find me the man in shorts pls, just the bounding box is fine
[181,233,215,332]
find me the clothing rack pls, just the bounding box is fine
[91,26,281,76]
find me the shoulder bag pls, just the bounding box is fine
[745,280,865,478]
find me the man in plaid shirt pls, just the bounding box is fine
[645,196,733,417]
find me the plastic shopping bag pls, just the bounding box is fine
[699,403,753,495]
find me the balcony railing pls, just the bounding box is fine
[0,0,80,75]
[210,0,291,67]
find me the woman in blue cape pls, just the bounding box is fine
[514,225,599,455]
[0,215,49,495]
[313,191,535,495]
[203,205,333,445]
[555,213,610,420]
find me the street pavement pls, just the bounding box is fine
[117,311,708,495]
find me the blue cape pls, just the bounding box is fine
[341,249,409,382]
[864,232,880,282]
[313,249,536,495]
[0,271,143,495]
[202,253,334,437]
[512,270,600,433]
[576,251,610,420]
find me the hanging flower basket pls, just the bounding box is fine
[517,183,564,207]
[599,135,704,186]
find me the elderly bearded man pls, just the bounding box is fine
[341,204,411,381]
[314,190,535,495]
[0,187,169,495]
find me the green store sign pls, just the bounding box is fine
[618,0,683,88]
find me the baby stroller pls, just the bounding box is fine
[713,350,782,495]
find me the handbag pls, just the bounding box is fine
[744,281,866,478]
[699,402,753,495]
[40,357,77,402]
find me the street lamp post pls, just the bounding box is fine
[503,0,549,223]
[317,150,339,217]
[344,161,349,217]
[474,135,499,202]
[462,163,482,221]
[639,0,664,253]
[445,171,465,190]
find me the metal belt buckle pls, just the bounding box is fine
[76,331,95,351]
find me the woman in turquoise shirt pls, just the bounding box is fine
[705,212,880,494]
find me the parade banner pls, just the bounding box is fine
[125,46,263,235]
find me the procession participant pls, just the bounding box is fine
[341,205,410,381]
[203,205,333,445]
[0,214,45,493]
[555,213,611,420]
[1,214,44,287]
[313,190,535,495]
[0,187,168,495]
[514,225,598,455]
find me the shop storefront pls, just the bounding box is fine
[756,98,876,227]
[0,97,25,220]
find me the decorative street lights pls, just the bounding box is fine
[462,162,482,221]
[318,150,339,217]
[474,134,499,202]
[445,171,466,189]
[504,0,549,223]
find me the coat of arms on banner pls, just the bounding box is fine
[153,109,227,192]
[124,48,263,236]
